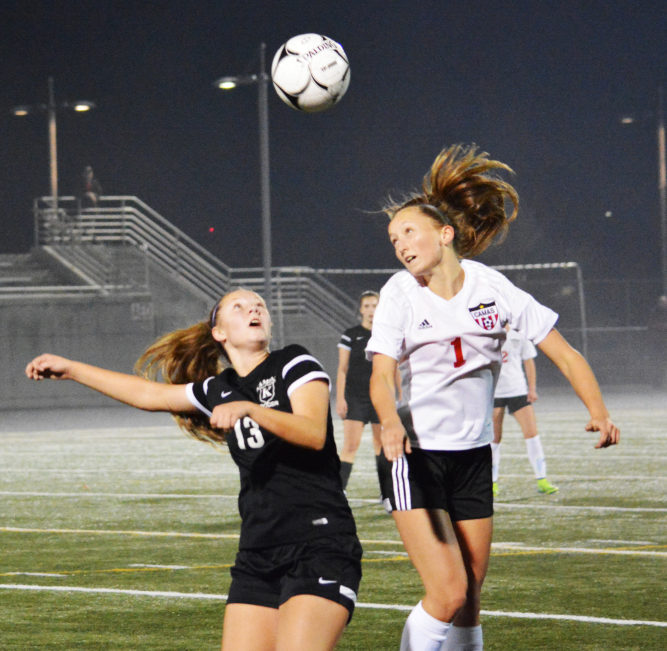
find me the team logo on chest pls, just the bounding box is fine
[468,300,499,331]
[256,376,279,407]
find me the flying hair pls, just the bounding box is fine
[134,300,228,445]
[384,144,519,258]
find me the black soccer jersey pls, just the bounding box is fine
[186,344,357,550]
[338,325,373,397]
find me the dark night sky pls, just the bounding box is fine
[1,0,665,279]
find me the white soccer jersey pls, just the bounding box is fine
[366,260,558,451]
[494,328,537,398]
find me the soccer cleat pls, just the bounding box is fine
[537,478,559,494]
[492,482,499,497]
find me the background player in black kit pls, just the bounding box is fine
[26,289,362,651]
[336,290,382,490]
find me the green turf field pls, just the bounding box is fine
[1,390,665,649]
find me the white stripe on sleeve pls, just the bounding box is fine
[185,382,212,417]
[287,371,330,397]
[282,354,321,378]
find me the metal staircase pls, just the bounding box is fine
[26,195,357,333]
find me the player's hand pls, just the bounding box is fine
[586,417,620,448]
[25,354,72,381]
[210,401,254,431]
[336,398,348,419]
[381,418,410,461]
[210,401,253,431]
[527,389,538,403]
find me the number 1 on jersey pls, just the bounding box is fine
[451,336,466,368]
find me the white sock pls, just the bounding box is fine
[525,435,546,478]
[440,624,483,650]
[400,601,450,651]
[491,442,500,482]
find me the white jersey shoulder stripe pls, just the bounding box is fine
[282,354,321,378]
[287,370,330,397]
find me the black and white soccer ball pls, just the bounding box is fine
[271,34,350,113]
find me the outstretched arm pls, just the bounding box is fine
[25,353,195,413]
[536,330,620,448]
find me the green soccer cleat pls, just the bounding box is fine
[492,482,499,497]
[537,478,559,494]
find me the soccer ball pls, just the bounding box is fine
[271,34,350,113]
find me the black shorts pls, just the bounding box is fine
[227,534,363,622]
[493,395,530,414]
[344,392,379,425]
[376,445,493,521]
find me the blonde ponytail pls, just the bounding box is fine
[135,321,227,444]
[385,144,519,258]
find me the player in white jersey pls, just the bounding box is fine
[367,145,620,651]
[492,326,558,496]
[26,289,361,651]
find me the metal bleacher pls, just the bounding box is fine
[9,195,358,343]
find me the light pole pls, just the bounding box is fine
[658,86,666,296]
[621,85,667,295]
[12,77,95,217]
[215,43,273,313]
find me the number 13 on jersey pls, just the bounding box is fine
[233,416,265,449]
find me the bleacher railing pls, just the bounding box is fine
[31,196,357,333]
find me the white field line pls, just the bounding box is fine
[489,544,667,557]
[350,499,667,513]
[128,564,189,569]
[344,470,666,481]
[589,539,657,545]
[1,527,664,556]
[493,503,666,513]
[1,491,663,514]
[4,469,665,482]
[0,526,240,540]
[1,452,660,461]
[0,584,664,628]
[0,468,231,475]
[0,491,234,499]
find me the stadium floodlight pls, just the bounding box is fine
[214,44,273,314]
[11,77,96,217]
[215,74,261,90]
[72,101,95,112]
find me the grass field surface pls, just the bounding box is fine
[1,388,665,649]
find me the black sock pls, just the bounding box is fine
[340,461,353,489]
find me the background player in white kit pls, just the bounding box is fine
[492,325,558,496]
[367,145,620,651]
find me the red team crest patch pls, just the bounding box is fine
[468,301,499,331]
